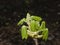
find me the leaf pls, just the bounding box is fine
[40,21,46,29]
[44,28,48,41]
[17,18,26,25]
[31,16,42,22]
[26,13,31,25]
[35,21,40,31]
[21,25,28,39]
[26,13,30,19]
[26,13,31,21]
[30,20,36,32]
[42,28,48,41]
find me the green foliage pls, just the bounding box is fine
[30,20,40,32]
[17,13,48,41]
[31,16,42,22]
[17,18,26,25]
[21,25,28,39]
[30,20,36,32]
[42,28,48,41]
[40,21,46,29]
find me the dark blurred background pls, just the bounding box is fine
[0,0,60,45]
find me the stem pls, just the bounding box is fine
[33,38,38,45]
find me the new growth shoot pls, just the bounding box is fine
[17,13,48,41]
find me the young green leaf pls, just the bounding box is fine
[17,18,26,25]
[26,13,31,24]
[42,28,48,41]
[44,28,48,41]
[26,13,30,19]
[31,16,42,22]
[30,20,36,32]
[40,21,46,29]
[21,25,28,39]
[35,21,40,31]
